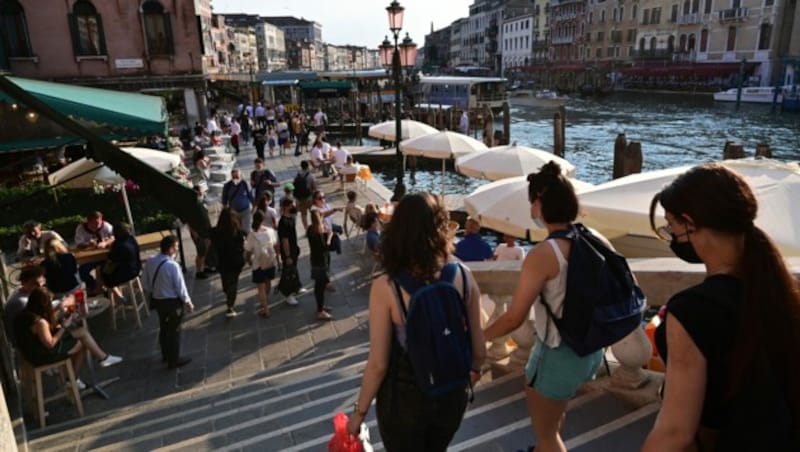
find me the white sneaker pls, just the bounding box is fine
[66,378,86,391]
[225,309,240,318]
[296,287,308,295]
[98,354,123,368]
[286,296,299,306]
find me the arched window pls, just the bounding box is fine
[688,34,696,51]
[700,29,709,52]
[649,36,657,51]
[69,1,106,56]
[632,4,638,20]
[141,0,173,56]
[683,0,691,15]
[639,37,645,52]
[667,35,675,53]
[0,0,32,57]
[679,34,687,52]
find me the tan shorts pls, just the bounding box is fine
[298,197,313,213]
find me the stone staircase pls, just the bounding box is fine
[26,343,660,451]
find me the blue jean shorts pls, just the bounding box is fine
[524,337,603,400]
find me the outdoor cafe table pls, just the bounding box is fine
[73,229,173,265]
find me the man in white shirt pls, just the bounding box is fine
[493,234,526,261]
[254,103,266,128]
[332,141,350,171]
[313,107,326,134]
[229,118,242,155]
[309,137,334,176]
[17,220,65,261]
[206,116,219,135]
[143,235,194,369]
[75,211,114,294]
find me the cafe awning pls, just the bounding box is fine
[262,79,299,86]
[0,75,210,237]
[2,76,167,137]
[299,80,353,91]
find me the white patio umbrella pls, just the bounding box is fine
[578,158,800,256]
[48,147,181,232]
[456,143,576,181]
[464,175,595,241]
[367,119,438,141]
[400,131,489,195]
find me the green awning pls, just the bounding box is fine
[299,80,353,91]
[2,76,167,137]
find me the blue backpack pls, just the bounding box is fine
[542,224,646,356]
[391,262,473,397]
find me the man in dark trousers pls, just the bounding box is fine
[143,236,194,369]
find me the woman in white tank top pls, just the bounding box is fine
[484,162,605,452]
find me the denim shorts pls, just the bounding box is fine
[525,337,603,400]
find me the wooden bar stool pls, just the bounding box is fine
[20,357,84,428]
[111,276,148,330]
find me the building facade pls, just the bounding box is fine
[424,24,452,69]
[0,0,215,125]
[255,21,286,72]
[502,13,536,72]
[263,16,325,71]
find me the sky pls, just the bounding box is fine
[212,0,474,48]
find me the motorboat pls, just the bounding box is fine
[712,86,786,103]
[509,89,569,108]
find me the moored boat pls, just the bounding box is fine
[509,89,569,108]
[712,86,786,103]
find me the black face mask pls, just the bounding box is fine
[669,234,702,263]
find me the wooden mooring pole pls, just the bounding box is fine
[723,141,746,160]
[553,111,564,157]
[613,133,627,179]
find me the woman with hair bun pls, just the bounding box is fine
[643,163,800,451]
[484,161,608,452]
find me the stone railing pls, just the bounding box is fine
[467,257,800,392]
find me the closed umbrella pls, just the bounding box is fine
[464,175,595,240]
[367,119,438,141]
[48,147,181,232]
[456,143,576,181]
[400,131,488,195]
[578,158,800,256]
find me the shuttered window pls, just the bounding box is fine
[68,0,106,56]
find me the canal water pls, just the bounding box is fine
[368,92,800,193]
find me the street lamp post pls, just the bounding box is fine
[380,1,417,201]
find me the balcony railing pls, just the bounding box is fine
[678,13,701,24]
[719,7,748,22]
[631,49,673,60]
[552,35,575,45]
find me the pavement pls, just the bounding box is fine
[38,140,388,425]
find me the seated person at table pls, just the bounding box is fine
[74,211,115,295]
[17,220,65,261]
[41,238,81,296]
[343,190,364,238]
[14,287,122,386]
[364,213,381,256]
[3,267,46,346]
[332,142,350,174]
[454,217,494,262]
[101,223,142,306]
[493,234,526,261]
[309,137,335,177]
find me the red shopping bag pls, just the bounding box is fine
[328,412,363,452]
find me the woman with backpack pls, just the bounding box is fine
[642,164,800,451]
[245,211,278,319]
[211,208,246,319]
[483,161,607,452]
[346,193,485,450]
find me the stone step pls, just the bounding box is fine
[27,343,371,450]
[29,346,658,451]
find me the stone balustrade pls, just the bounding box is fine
[466,257,800,391]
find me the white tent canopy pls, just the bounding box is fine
[456,144,576,181]
[367,119,438,142]
[578,158,800,256]
[464,175,595,240]
[48,147,181,232]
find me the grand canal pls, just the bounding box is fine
[371,92,800,193]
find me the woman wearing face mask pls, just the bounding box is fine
[483,161,606,452]
[642,164,800,451]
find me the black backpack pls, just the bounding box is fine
[541,223,645,356]
[293,171,311,199]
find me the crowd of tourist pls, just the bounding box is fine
[4,100,799,450]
